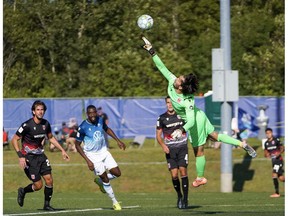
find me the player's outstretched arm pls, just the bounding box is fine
[49,135,70,161]
[141,36,176,82]
[106,128,126,150]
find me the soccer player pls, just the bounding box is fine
[264,128,285,198]
[141,36,257,187]
[75,105,126,211]
[156,96,189,209]
[11,100,70,211]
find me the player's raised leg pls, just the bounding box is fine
[210,132,257,158]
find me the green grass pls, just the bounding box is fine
[3,138,285,215]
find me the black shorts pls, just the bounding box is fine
[24,153,52,182]
[165,145,188,170]
[271,158,284,176]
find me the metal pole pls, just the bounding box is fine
[220,0,233,193]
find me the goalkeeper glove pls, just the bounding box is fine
[171,128,185,139]
[141,36,156,56]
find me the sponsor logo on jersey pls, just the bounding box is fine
[34,134,46,138]
[177,98,181,103]
[166,122,182,128]
[93,131,102,141]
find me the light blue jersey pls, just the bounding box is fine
[76,117,108,153]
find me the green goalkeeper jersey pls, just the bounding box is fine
[152,54,197,132]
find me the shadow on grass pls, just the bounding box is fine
[233,146,260,192]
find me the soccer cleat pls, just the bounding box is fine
[94,178,106,194]
[177,197,183,209]
[243,142,257,158]
[43,205,56,211]
[270,193,280,198]
[181,199,188,209]
[192,177,207,187]
[17,187,25,207]
[113,202,122,211]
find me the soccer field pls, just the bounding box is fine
[3,192,285,216]
[3,138,285,215]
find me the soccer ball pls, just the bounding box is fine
[137,14,153,30]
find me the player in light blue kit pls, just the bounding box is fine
[75,105,126,211]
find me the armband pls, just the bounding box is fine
[17,151,24,158]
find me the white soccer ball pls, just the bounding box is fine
[137,14,153,30]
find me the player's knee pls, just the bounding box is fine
[114,171,121,177]
[279,175,285,182]
[33,181,43,191]
[172,176,178,180]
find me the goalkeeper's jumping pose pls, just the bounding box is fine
[141,37,257,187]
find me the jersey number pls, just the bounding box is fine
[46,159,51,167]
[273,164,280,173]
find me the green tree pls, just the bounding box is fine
[3,0,284,97]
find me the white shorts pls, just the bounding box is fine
[85,151,118,176]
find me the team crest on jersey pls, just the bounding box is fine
[31,174,35,180]
[177,115,181,119]
[189,105,194,110]
[89,128,91,131]
[34,127,36,130]
[177,98,181,103]
[42,125,46,130]
[272,141,275,145]
[166,118,169,121]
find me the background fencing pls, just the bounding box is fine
[3,96,284,140]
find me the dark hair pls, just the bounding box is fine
[86,105,96,112]
[181,73,199,95]
[165,96,170,102]
[31,100,47,115]
[265,128,273,132]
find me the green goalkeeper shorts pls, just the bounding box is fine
[187,109,215,147]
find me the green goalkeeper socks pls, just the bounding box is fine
[196,155,206,177]
[217,134,241,146]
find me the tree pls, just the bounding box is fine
[3,0,284,97]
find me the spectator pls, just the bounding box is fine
[49,127,66,152]
[3,127,9,149]
[61,122,70,142]
[97,107,110,148]
[65,119,78,152]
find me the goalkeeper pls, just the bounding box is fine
[141,37,257,187]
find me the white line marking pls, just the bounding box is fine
[4,205,140,216]
[3,158,268,167]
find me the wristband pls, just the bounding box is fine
[148,48,156,56]
[17,151,24,158]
